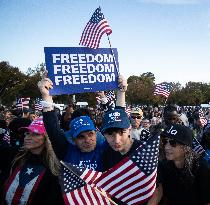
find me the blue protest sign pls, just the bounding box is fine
[44,47,119,95]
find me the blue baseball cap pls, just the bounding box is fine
[101,109,130,133]
[69,116,96,139]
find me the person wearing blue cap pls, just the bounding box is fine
[100,108,142,170]
[37,73,127,172]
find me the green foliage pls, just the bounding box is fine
[0,61,210,106]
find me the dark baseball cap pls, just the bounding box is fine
[161,124,193,147]
[101,109,130,133]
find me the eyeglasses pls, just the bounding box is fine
[162,138,178,147]
[131,115,142,119]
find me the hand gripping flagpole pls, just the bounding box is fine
[107,35,119,75]
[193,137,210,159]
[60,161,118,205]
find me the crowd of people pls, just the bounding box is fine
[0,74,210,205]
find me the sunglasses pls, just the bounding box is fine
[162,138,178,147]
[131,115,142,119]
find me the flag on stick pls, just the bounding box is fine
[35,98,43,111]
[79,7,112,49]
[59,162,114,205]
[16,98,30,109]
[3,129,10,145]
[154,82,173,98]
[198,109,208,127]
[125,105,131,117]
[93,133,160,205]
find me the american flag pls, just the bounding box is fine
[3,129,10,145]
[94,133,160,205]
[154,82,173,98]
[192,137,205,155]
[35,98,43,111]
[16,98,23,109]
[125,105,131,117]
[96,91,116,112]
[16,97,30,109]
[139,129,151,142]
[106,91,115,107]
[79,7,112,49]
[59,162,112,205]
[198,109,208,127]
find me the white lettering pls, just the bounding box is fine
[105,73,115,82]
[63,75,72,85]
[79,64,87,73]
[61,54,70,64]
[80,75,88,83]
[70,54,78,63]
[96,64,104,72]
[72,75,80,84]
[88,74,96,83]
[78,54,86,63]
[95,54,103,63]
[71,64,79,73]
[62,65,71,74]
[54,76,63,85]
[86,54,94,63]
[54,65,62,74]
[52,54,61,63]
[104,54,113,62]
[87,64,95,73]
[104,64,115,72]
[97,74,105,82]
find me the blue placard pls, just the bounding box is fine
[44,47,119,95]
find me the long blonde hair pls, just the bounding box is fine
[11,135,61,176]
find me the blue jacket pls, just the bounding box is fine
[43,111,107,171]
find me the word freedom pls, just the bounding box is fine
[52,53,116,85]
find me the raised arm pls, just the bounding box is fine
[37,74,68,159]
[116,74,127,108]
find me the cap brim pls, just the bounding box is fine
[101,124,130,133]
[18,127,31,133]
[18,127,44,135]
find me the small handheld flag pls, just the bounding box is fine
[198,109,208,127]
[154,82,173,98]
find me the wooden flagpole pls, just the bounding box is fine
[107,35,119,75]
[60,161,118,205]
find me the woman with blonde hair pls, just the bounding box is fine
[0,117,64,205]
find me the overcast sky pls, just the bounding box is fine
[1,0,210,85]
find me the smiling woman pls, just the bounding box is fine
[0,118,64,205]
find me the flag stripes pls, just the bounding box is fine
[154,82,173,98]
[79,7,112,49]
[198,109,207,127]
